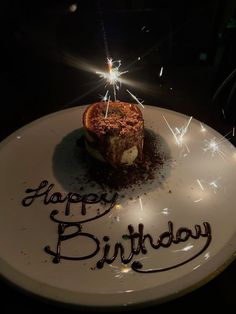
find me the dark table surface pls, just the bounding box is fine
[1,1,236,312]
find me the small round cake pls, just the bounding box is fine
[83,101,144,167]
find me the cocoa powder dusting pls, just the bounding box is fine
[85,102,143,137]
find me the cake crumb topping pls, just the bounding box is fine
[86,101,144,137]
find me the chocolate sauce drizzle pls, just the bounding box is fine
[22,180,212,273]
[22,180,118,218]
[44,223,100,264]
[96,221,212,272]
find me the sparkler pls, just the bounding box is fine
[96,58,128,101]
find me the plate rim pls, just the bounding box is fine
[1,104,236,308]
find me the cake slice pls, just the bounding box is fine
[83,101,144,167]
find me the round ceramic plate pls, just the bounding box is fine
[0,105,236,309]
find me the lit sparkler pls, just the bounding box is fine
[196,179,204,191]
[96,58,128,101]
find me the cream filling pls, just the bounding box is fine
[120,146,138,165]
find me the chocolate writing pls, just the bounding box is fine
[22,180,118,217]
[44,220,211,273]
[22,180,212,273]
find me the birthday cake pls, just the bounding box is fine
[83,101,144,167]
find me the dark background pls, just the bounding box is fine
[1,0,236,312]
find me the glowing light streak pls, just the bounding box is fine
[159,66,163,77]
[194,198,203,203]
[163,115,192,147]
[162,115,180,145]
[126,89,145,108]
[161,208,169,215]
[104,96,110,119]
[100,90,109,102]
[174,244,194,252]
[209,177,221,193]
[221,108,226,119]
[180,116,192,141]
[196,177,221,196]
[209,181,218,189]
[193,264,201,270]
[139,197,144,211]
[196,179,205,191]
[200,122,206,132]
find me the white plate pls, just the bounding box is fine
[0,105,236,309]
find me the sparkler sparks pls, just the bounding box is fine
[202,133,231,159]
[96,58,128,101]
[159,66,163,77]
[104,96,110,119]
[203,138,220,155]
[162,115,192,146]
[196,177,221,194]
[209,179,219,193]
[126,89,145,108]
[200,122,206,132]
[109,264,132,278]
[99,90,109,102]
